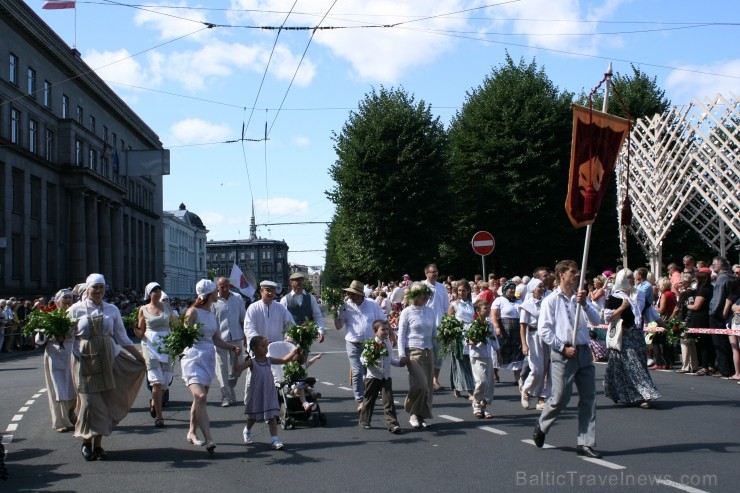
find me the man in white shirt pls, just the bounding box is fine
[280,272,325,343]
[243,280,295,349]
[533,260,601,459]
[389,282,405,312]
[422,263,449,391]
[212,277,247,407]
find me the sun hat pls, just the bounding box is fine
[196,279,216,297]
[343,280,365,297]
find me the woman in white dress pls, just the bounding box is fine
[182,279,241,454]
[68,274,146,461]
[134,282,175,428]
[491,280,524,383]
[36,289,76,432]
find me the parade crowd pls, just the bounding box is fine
[1,255,739,464]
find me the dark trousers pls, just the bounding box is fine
[710,314,733,376]
[360,377,399,430]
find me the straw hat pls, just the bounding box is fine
[343,280,365,297]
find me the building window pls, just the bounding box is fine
[101,157,109,178]
[75,139,83,166]
[276,263,283,272]
[43,80,51,107]
[30,237,41,280]
[29,119,38,153]
[9,53,18,85]
[12,234,23,279]
[120,139,125,151]
[112,132,117,148]
[76,105,83,124]
[27,67,36,96]
[276,251,283,259]
[103,125,108,143]
[221,253,226,260]
[10,108,20,144]
[262,263,272,274]
[89,148,97,170]
[30,175,41,218]
[250,252,255,260]
[45,128,53,161]
[47,182,57,224]
[12,168,24,214]
[89,115,96,133]
[262,251,271,260]
[62,94,69,118]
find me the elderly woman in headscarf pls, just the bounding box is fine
[68,274,146,461]
[517,278,551,411]
[398,282,437,429]
[491,280,524,383]
[35,289,77,432]
[602,269,662,409]
[134,282,175,428]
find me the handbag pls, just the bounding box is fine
[606,319,623,351]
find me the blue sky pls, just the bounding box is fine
[31,0,740,269]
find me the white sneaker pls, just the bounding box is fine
[272,440,284,450]
[221,399,230,408]
[243,427,254,445]
[521,392,530,410]
[421,419,431,429]
[409,417,420,428]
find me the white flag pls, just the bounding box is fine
[229,263,255,299]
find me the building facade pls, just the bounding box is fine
[162,204,208,300]
[0,1,166,295]
[206,238,289,295]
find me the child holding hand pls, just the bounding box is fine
[359,320,403,433]
[234,336,298,450]
[469,299,499,419]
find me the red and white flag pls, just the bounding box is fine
[229,263,255,299]
[43,1,76,10]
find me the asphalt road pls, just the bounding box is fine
[1,323,738,493]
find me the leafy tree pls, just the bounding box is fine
[325,86,450,283]
[445,54,578,276]
[583,64,670,120]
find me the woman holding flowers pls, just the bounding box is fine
[35,289,76,432]
[491,280,524,383]
[602,269,662,409]
[134,282,175,428]
[398,282,436,429]
[68,274,146,461]
[446,280,475,399]
[181,279,241,454]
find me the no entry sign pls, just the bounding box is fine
[471,231,495,256]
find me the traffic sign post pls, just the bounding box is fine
[471,231,495,279]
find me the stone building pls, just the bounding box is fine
[0,0,167,295]
[162,204,208,300]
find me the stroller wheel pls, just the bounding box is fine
[318,413,327,426]
[281,417,290,430]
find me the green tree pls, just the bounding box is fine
[445,54,578,276]
[326,86,450,283]
[583,64,670,120]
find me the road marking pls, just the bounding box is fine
[19,407,29,412]
[655,479,710,493]
[439,414,464,422]
[25,400,35,405]
[479,426,507,435]
[393,400,401,406]
[40,388,47,393]
[580,457,625,469]
[32,393,42,398]
[338,386,352,391]
[1,435,12,445]
[5,424,18,432]
[521,439,555,449]
[320,381,335,386]
[11,415,23,422]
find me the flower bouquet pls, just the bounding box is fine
[361,338,389,367]
[322,288,344,318]
[436,315,464,357]
[664,317,694,345]
[22,307,73,339]
[466,316,496,345]
[283,320,320,354]
[282,361,307,385]
[121,311,138,337]
[156,313,203,360]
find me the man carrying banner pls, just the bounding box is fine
[280,272,325,343]
[212,277,247,407]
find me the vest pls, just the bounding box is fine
[286,292,313,324]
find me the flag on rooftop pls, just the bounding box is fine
[42,1,76,9]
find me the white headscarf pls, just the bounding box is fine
[518,278,546,321]
[85,273,106,288]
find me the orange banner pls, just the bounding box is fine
[565,104,629,228]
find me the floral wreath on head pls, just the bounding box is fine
[404,283,433,303]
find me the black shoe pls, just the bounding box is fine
[81,443,94,461]
[576,445,602,459]
[533,423,546,448]
[93,447,107,461]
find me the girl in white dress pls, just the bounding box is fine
[182,279,241,454]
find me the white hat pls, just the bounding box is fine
[260,280,278,289]
[86,273,106,288]
[144,282,162,300]
[196,279,216,297]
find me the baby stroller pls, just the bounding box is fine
[268,341,327,430]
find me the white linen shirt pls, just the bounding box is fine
[537,287,600,354]
[243,300,295,347]
[424,280,449,327]
[68,300,133,358]
[337,299,386,343]
[212,291,247,341]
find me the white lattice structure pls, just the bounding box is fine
[616,93,740,274]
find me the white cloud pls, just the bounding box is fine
[133,1,212,42]
[665,59,740,104]
[83,49,160,87]
[255,197,309,216]
[167,118,232,146]
[268,44,316,86]
[292,136,311,146]
[199,211,226,225]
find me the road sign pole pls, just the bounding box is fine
[481,255,486,281]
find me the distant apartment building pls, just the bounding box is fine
[162,204,208,300]
[0,0,167,295]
